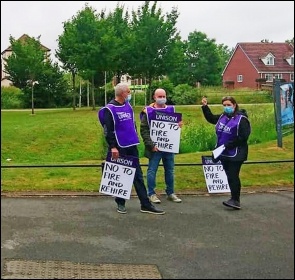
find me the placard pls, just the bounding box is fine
[201,156,230,193]
[99,153,138,199]
[280,83,294,126]
[149,111,182,153]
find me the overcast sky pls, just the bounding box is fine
[1,1,294,61]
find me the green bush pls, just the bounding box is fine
[172,84,199,105]
[1,86,24,109]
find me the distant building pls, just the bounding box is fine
[1,34,51,87]
[222,42,294,90]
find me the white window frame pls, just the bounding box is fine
[266,56,274,65]
[265,74,273,82]
[274,74,282,80]
[290,73,294,82]
[237,75,243,82]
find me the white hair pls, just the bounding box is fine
[115,82,129,96]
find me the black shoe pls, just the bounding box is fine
[140,205,165,215]
[117,204,127,214]
[222,199,241,210]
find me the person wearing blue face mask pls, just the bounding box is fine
[140,88,183,204]
[98,82,165,215]
[201,96,251,210]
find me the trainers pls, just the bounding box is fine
[149,194,161,204]
[222,199,241,210]
[140,205,165,215]
[167,193,182,203]
[117,204,127,214]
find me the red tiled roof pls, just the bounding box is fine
[238,42,294,73]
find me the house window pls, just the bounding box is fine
[265,74,273,82]
[291,73,294,82]
[266,57,274,65]
[291,56,294,65]
[237,75,243,82]
[274,74,282,80]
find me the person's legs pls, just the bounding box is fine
[133,162,154,208]
[222,161,243,201]
[147,152,162,196]
[114,146,164,214]
[115,197,125,205]
[163,153,181,202]
[162,152,175,196]
[134,162,165,214]
[222,160,243,209]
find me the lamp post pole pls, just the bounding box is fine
[31,81,38,115]
[31,82,35,115]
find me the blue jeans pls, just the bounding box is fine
[147,151,175,196]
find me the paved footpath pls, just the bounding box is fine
[1,190,294,279]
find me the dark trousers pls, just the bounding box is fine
[221,160,243,202]
[114,146,151,208]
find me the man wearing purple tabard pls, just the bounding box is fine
[98,82,165,215]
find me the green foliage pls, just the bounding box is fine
[1,106,293,192]
[193,87,273,105]
[1,86,24,109]
[180,123,216,153]
[4,35,46,89]
[183,31,228,86]
[149,79,175,104]
[4,35,72,109]
[171,84,198,105]
[1,103,291,164]
[32,62,71,108]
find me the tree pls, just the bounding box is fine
[4,35,70,112]
[4,35,71,110]
[164,36,187,86]
[56,20,79,110]
[33,62,70,108]
[105,4,134,84]
[184,31,227,86]
[285,38,294,44]
[130,1,179,102]
[57,4,121,110]
[4,35,46,90]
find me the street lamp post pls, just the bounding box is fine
[31,81,38,115]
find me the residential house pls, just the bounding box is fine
[1,34,51,87]
[222,42,294,90]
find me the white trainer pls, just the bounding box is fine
[167,193,182,203]
[149,194,161,204]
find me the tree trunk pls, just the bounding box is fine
[71,71,76,111]
[91,75,96,110]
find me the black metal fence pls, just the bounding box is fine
[1,159,293,169]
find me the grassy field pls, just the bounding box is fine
[1,105,294,192]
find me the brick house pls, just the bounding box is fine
[1,34,51,87]
[222,42,294,90]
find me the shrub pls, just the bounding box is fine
[1,86,24,109]
[172,84,198,105]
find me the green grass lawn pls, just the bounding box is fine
[1,106,294,192]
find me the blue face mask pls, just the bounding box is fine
[125,94,132,102]
[224,106,234,115]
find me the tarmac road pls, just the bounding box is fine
[1,190,294,279]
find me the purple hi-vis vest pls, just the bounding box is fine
[143,105,175,124]
[98,102,140,148]
[215,114,245,158]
